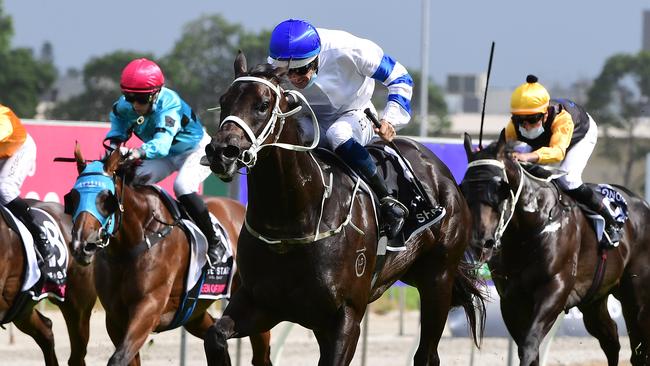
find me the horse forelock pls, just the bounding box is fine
[221,63,283,115]
[473,141,499,160]
[247,63,284,85]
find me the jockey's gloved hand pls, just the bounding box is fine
[126,147,146,161]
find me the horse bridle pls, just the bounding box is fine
[88,169,126,249]
[219,76,318,169]
[219,76,366,245]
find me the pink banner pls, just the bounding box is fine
[22,121,178,203]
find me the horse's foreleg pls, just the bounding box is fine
[313,304,363,366]
[515,279,569,366]
[13,308,58,366]
[249,331,272,366]
[58,292,96,366]
[105,315,140,366]
[107,299,162,366]
[579,297,620,366]
[184,310,215,338]
[59,260,97,366]
[204,289,276,366]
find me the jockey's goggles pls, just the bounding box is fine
[124,92,155,105]
[287,57,318,76]
[511,113,544,126]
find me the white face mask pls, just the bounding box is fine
[519,124,544,139]
[305,72,318,88]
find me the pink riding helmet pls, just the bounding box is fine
[120,58,165,93]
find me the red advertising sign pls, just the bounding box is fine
[22,120,179,203]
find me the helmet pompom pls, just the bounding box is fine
[511,74,549,115]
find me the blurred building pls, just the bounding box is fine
[443,72,511,115]
[643,10,650,51]
[36,69,84,119]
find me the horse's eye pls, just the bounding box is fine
[258,101,270,113]
[96,190,117,217]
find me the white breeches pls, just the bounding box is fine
[557,116,598,190]
[136,132,212,196]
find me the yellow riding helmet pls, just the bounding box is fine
[510,75,550,115]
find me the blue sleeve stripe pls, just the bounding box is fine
[388,74,414,87]
[388,94,412,114]
[371,55,396,82]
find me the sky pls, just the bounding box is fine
[4,0,650,89]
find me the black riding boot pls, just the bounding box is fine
[567,184,622,246]
[367,173,409,239]
[5,197,55,265]
[178,193,226,267]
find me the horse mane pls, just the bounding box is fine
[474,140,520,160]
[114,159,151,187]
[247,63,284,85]
[474,141,499,159]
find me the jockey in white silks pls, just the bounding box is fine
[268,19,414,239]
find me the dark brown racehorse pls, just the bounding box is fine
[460,133,650,366]
[0,199,97,366]
[69,145,271,366]
[200,52,485,366]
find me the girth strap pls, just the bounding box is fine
[574,249,608,309]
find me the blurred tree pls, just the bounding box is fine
[371,70,449,137]
[586,51,650,187]
[47,51,153,121]
[160,14,271,132]
[0,0,56,117]
[0,0,11,53]
[46,14,270,127]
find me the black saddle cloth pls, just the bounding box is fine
[314,142,444,248]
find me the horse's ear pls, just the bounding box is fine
[463,133,474,160]
[275,66,288,79]
[497,128,507,148]
[74,141,86,174]
[496,128,508,158]
[497,128,506,145]
[105,148,122,174]
[234,50,247,77]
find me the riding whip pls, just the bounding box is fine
[364,108,434,208]
[478,41,495,150]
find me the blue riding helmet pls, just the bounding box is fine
[269,19,321,68]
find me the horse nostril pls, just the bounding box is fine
[223,145,241,160]
[484,238,496,248]
[83,242,97,255]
